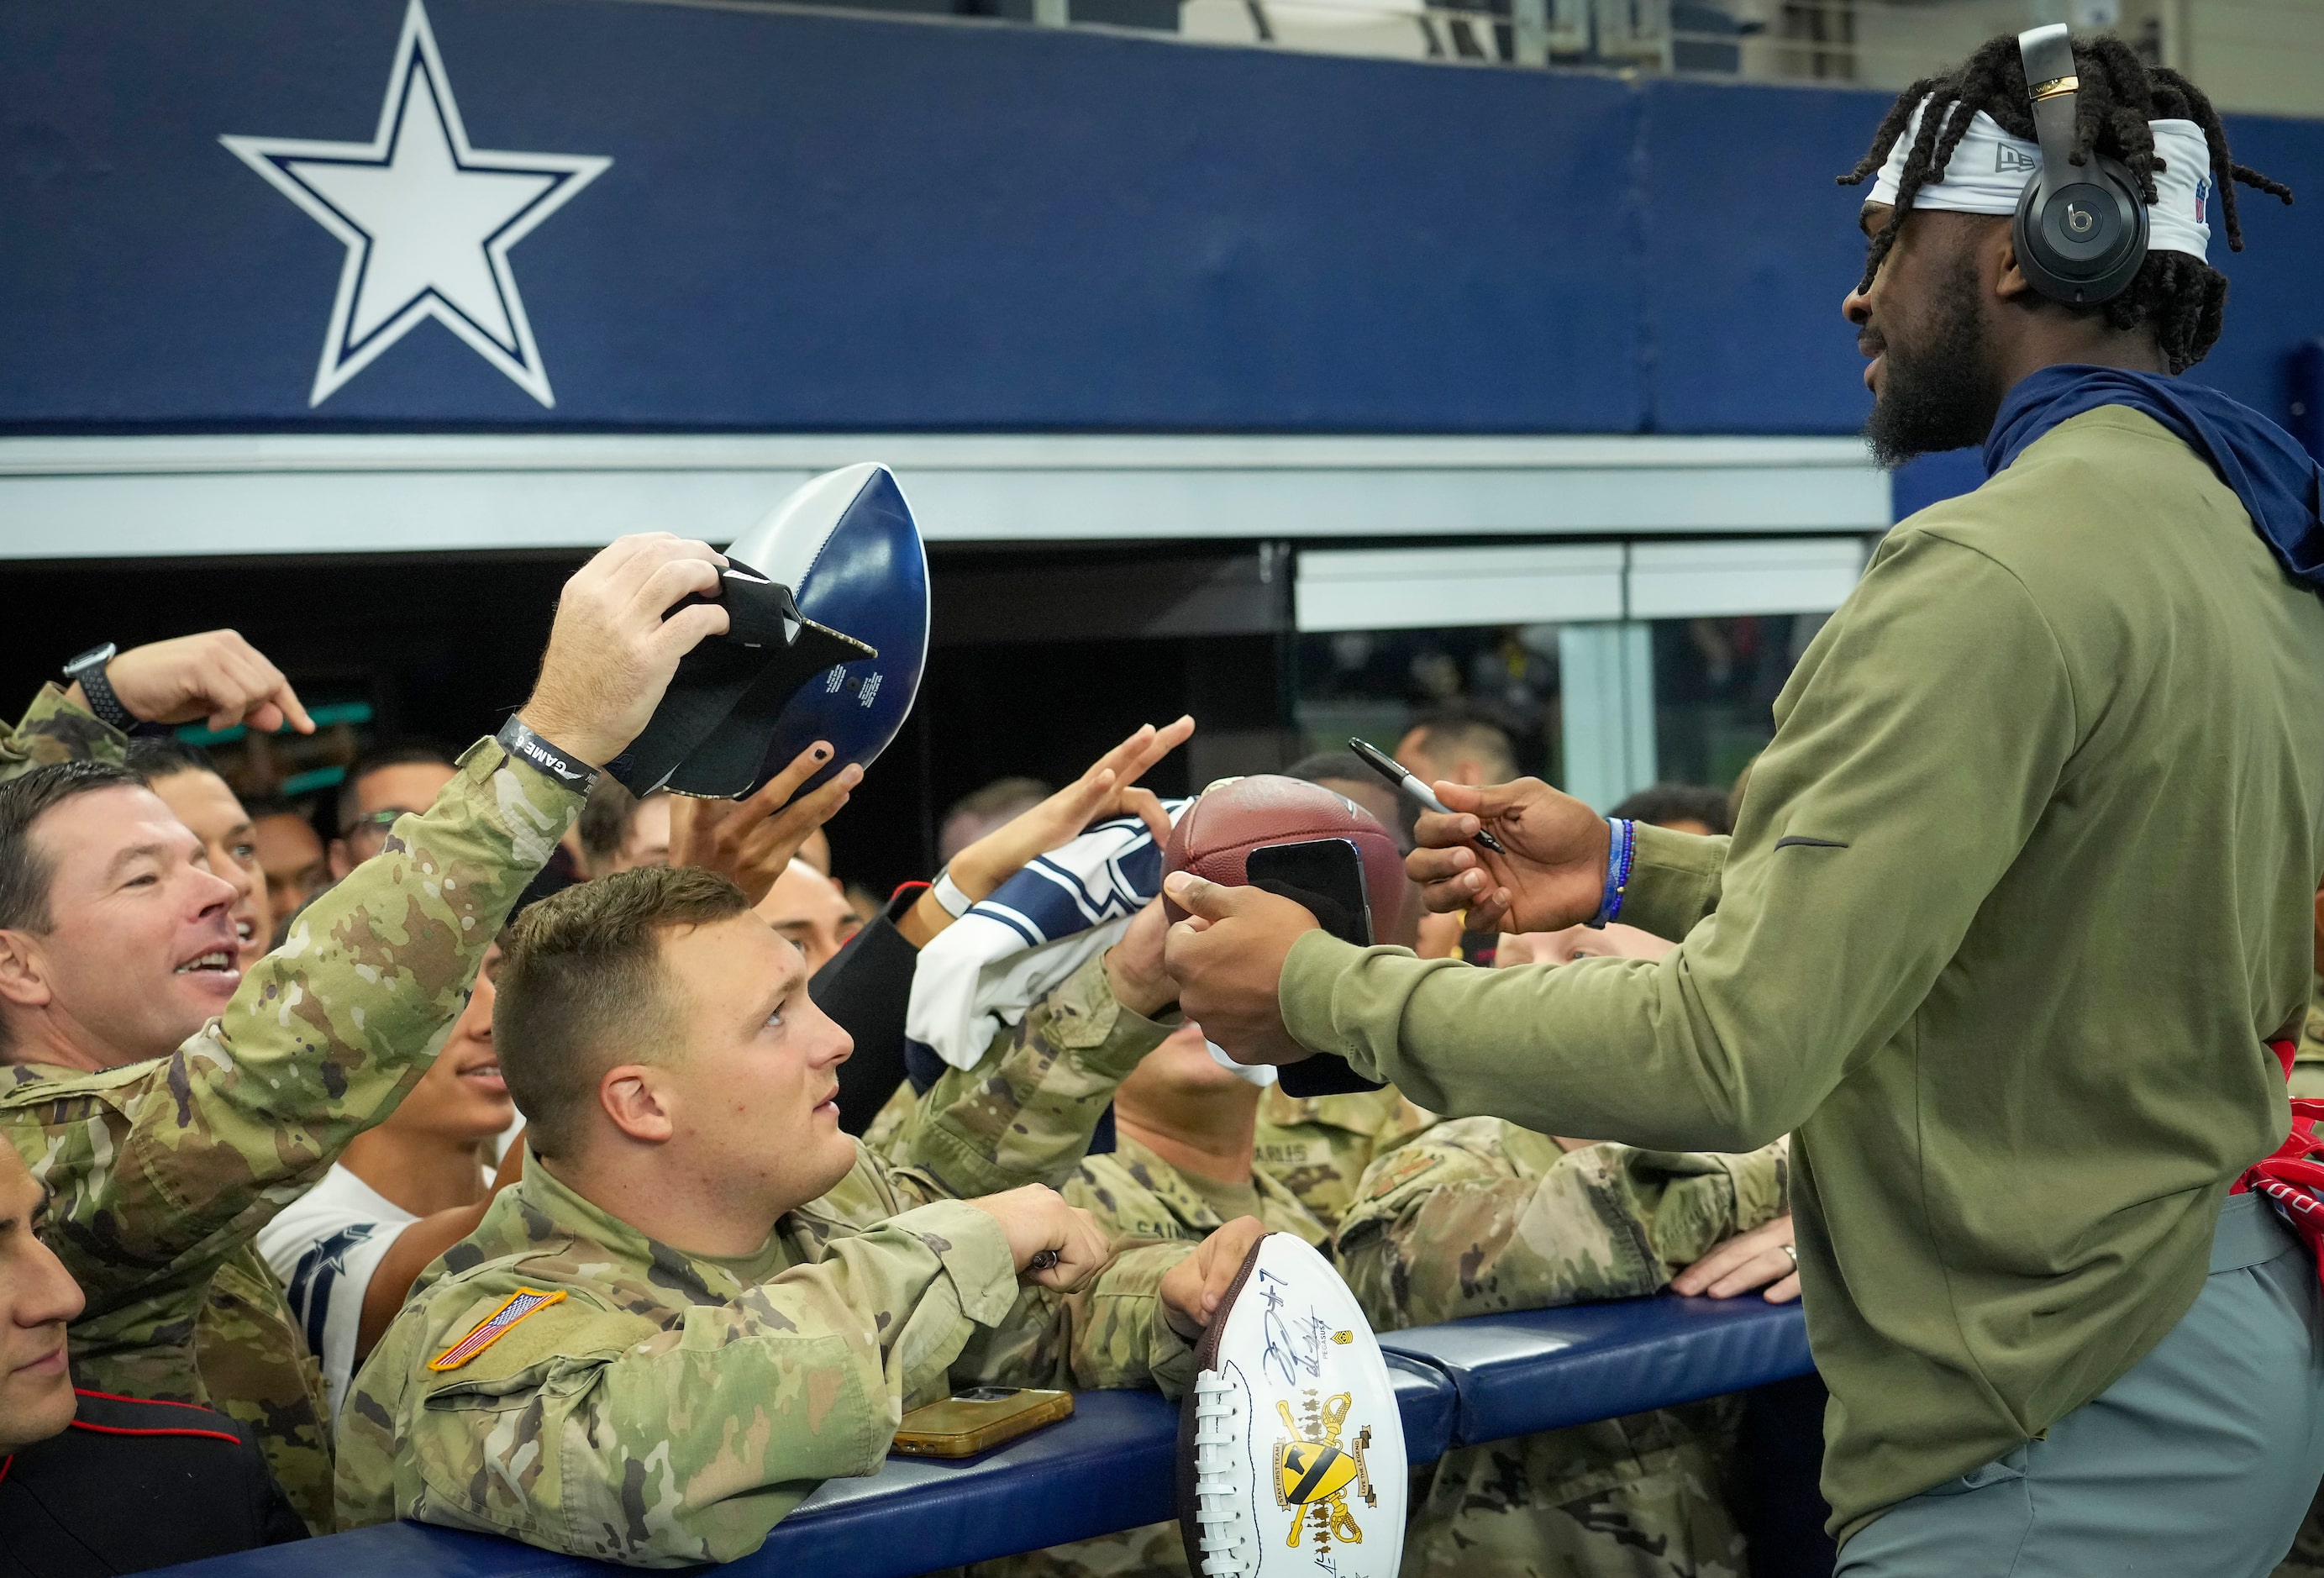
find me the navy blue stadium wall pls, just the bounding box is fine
[4,0,2320,439]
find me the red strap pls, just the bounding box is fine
[69,1420,244,1447]
[72,1387,223,1413]
[2234,1040,2324,1288]
[61,1388,247,1447]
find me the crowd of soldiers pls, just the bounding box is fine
[26,530,2311,1578]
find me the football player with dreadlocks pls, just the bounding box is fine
[1161,28,2324,1578]
[1839,29,2294,461]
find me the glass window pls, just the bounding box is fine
[1649,613,1828,794]
[1293,623,1563,783]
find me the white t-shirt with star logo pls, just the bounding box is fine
[255,1164,420,1422]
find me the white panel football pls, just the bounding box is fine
[1180,1233,1407,1578]
[728,460,886,584]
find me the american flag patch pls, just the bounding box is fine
[428,1287,568,1372]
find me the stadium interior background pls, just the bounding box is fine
[7,0,2324,893]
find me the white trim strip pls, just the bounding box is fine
[1296,536,1871,633]
[1627,537,1869,619]
[0,433,1890,558]
[1296,543,1625,631]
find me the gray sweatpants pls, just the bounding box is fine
[1838,1192,2324,1578]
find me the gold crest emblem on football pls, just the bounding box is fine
[1175,1233,1408,1578]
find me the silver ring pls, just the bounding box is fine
[1780,1244,1797,1265]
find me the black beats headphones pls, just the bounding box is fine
[2012,23,2149,304]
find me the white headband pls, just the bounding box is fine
[1866,97,2215,262]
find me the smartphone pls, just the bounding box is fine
[1245,839,1373,947]
[891,1386,1074,1458]
[1243,839,1385,1097]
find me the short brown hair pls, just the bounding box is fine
[495,865,749,1157]
[0,762,145,935]
[1404,709,1517,785]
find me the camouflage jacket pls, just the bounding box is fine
[1338,1119,1789,1578]
[0,683,126,774]
[2,729,578,1532]
[1250,1082,1435,1232]
[1336,1120,1788,1324]
[336,1141,1197,1567]
[895,952,1183,1191]
[874,978,1431,1233]
[1067,1133,1326,1248]
[860,1075,917,1156]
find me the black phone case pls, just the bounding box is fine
[1245,848,1388,1097]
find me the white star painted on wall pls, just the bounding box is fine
[222,0,610,407]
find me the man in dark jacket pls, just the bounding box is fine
[0,1141,302,1575]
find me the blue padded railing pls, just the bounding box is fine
[157,1294,1810,1577]
[1380,1291,1812,1445]
[160,1355,1453,1578]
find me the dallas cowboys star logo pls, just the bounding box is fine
[222,0,609,407]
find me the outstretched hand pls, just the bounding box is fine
[1671,1213,1799,1304]
[1406,777,1610,935]
[670,740,862,905]
[946,717,1196,904]
[92,631,316,736]
[1159,873,1317,1067]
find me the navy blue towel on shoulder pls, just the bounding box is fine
[1985,364,2324,590]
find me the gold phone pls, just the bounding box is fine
[891,1386,1075,1458]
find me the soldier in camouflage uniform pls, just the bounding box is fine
[886,920,1186,1196]
[1250,1081,1435,1232]
[963,1019,1335,1578]
[0,546,732,1532]
[873,971,1434,1237]
[338,868,1263,1566]
[1336,1118,1789,1578]
[864,1012,1438,1205]
[0,644,440,1532]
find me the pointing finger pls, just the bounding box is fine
[270,676,316,734]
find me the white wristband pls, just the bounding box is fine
[931,868,975,918]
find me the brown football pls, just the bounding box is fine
[1161,775,1405,937]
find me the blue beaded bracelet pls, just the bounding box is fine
[1588,818,1636,929]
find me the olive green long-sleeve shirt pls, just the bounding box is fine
[1280,408,2324,1543]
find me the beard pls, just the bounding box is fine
[1863,251,2002,469]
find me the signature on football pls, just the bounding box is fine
[1257,1270,1336,1389]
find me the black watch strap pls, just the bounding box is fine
[496,716,600,797]
[63,644,134,731]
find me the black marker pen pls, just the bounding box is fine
[1347,737,1507,855]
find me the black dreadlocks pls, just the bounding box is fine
[1838,33,2293,374]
